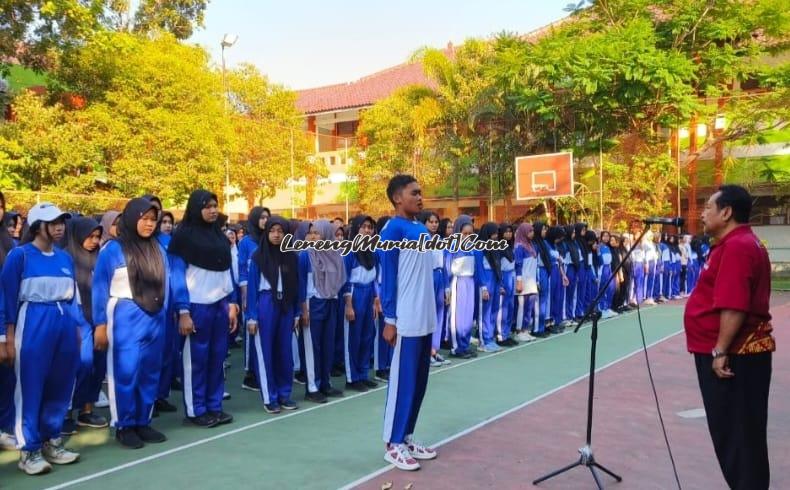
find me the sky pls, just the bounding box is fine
[188,0,570,90]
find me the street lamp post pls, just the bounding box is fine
[220,34,238,213]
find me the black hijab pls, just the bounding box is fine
[586,230,602,269]
[499,223,514,262]
[376,216,391,235]
[532,221,552,268]
[294,221,311,241]
[349,214,375,270]
[252,215,298,309]
[247,206,266,244]
[438,218,452,238]
[0,193,16,266]
[118,198,166,314]
[64,217,102,322]
[478,222,501,283]
[564,225,581,268]
[168,190,231,271]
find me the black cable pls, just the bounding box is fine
[634,300,683,490]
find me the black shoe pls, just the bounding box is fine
[208,411,233,425]
[154,399,177,413]
[294,372,306,385]
[135,425,167,443]
[305,391,327,404]
[61,418,77,436]
[229,340,242,349]
[321,387,343,398]
[116,427,144,449]
[222,392,231,401]
[170,378,183,391]
[330,367,344,378]
[242,373,261,392]
[375,370,390,381]
[263,404,281,414]
[345,381,368,393]
[77,412,109,428]
[440,340,452,350]
[279,399,299,410]
[362,379,378,389]
[184,414,219,428]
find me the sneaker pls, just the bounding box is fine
[434,353,451,365]
[384,443,420,471]
[601,309,617,319]
[450,350,473,359]
[222,392,232,401]
[184,414,219,428]
[264,404,281,414]
[430,355,442,367]
[135,426,167,443]
[321,387,343,398]
[154,399,178,413]
[279,399,299,411]
[0,430,17,450]
[77,412,109,428]
[375,370,390,382]
[18,450,52,475]
[345,381,368,393]
[293,372,307,385]
[362,379,379,389]
[61,417,78,436]
[516,332,535,342]
[116,428,144,449]
[208,411,233,425]
[95,390,110,408]
[503,338,519,347]
[42,438,80,464]
[223,360,231,370]
[305,391,327,404]
[405,436,438,460]
[242,372,261,392]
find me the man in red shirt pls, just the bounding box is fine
[684,184,774,490]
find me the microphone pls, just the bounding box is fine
[643,217,685,227]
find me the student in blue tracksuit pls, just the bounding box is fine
[497,223,517,346]
[93,198,170,448]
[546,227,569,332]
[333,224,348,378]
[532,222,552,336]
[573,223,590,320]
[298,219,347,403]
[2,203,82,475]
[631,232,646,305]
[659,232,672,301]
[169,190,239,428]
[418,211,450,367]
[380,174,438,471]
[0,191,18,450]
[239,206,268,392]
[63,217,108,435]
[447,215,478,358]
[373,216,393,380]
[642,230,658,305]
[668,234,681,298]
[513,223,538,341]
[342,215,381,390]
[562,225,581,326]
[596,231,617,317]
[584,231,600,311]
[246,216,300,414]
[475,222,502,352]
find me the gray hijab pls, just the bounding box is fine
[453,214,474,234]
[307,219,347,298]
[100,211,121,244]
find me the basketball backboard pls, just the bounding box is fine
[515,152,574,200]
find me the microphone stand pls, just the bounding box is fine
[533,223,651,489]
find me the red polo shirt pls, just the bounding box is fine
[683,225,774,354]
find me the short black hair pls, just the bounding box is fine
[715,185,752,224]
[386,174,418,206]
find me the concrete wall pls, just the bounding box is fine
[753,225,790,273]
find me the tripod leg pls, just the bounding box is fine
[593,462,623,482]
[589,466,605,490]
[532,459,583,485]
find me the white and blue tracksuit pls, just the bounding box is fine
[238,235,259,373]
[1,245,84,451]
[497,254,515,342]
[514,246,538,332]
[380,216,436,445]
[475,251,499,346]
[562,243,579,322]
[644,241,658,302]
[659,243,671,299]
[631,246,646,304]
[547,244,564,324]
[0,285,13,435]
[297,252,345,394]
[246,263,299,406]
[447,249,477,355]
[343,254,378,383]
[430,249,448,352]
[155,232,179,401]
[93,240,169,428]
[374,250,393,373]
[597,244,614,312]
[171,256,237,418]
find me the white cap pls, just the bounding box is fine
[27,202,71,229]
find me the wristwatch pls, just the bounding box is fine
[712,348,727,359]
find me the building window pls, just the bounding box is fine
[330,156,336,166]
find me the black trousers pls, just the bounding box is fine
[694,353,772,490]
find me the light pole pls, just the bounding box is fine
[220,34,238,212]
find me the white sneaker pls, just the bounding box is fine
[19,450,52,475]
[516,331,536,342]
[601,309,617,319]
[405,436,437,460]
[0,430,17,450]
[434,353,451,366]
[42,438,80,465]
[384,443,420,471]
[95,390,110,408]
[430,355,442,367]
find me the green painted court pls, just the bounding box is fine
[0,304,731,489]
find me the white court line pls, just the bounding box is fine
[46,306,670,490]
[338,327,685,490]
